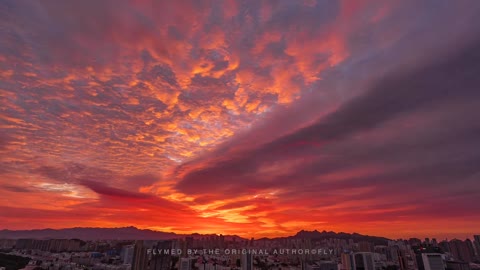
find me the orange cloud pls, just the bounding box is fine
[1,0,478,241]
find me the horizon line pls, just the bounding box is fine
[1,226,477,241]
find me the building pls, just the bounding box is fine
[0,239,16,249]
[185,237,194,249]
[465,240,476,261]
[305,263,320,270]
[13,239,84,252]
[132,240,173,270]
[132,240,148,270]
[409,239,423,247]
[446,261,471,270]
[353,252,375,270]
[241,253,253,270]
[318,261,338,270]
[358,242,374,253]
[341,253,354,270]
[474,236,480,256]
[391,248,408,270]
[449,240,473,263]
[474,235,480,257]
[121,245,135,265]
[418,253,445,270]
[180,257,192,270]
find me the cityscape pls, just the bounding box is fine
[0,229,479,270]
[1,0,480,270]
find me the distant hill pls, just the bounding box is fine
[0,226,178,240]
[0,227,389,244]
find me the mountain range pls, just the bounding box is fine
[0,227,390,244]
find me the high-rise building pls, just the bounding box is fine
[180,258,192,270]
[358,242,374,253]
[409,239,422,247]
[241,253,253,270]
[132,240,149,270]
[121,245,135,265]
[185,237,194,249]
[439,241,451,254]
[474,235,480,257]
[341,253,354,270]
[396,249,407,270]
[15,239,32,250]
[399,248,418,270]
[0,239,16,249]
[353,252,375,270]
[446,261,471,270]
[219,234,225,249]
[465,240,476,261]
[414,246,443,270]
[449,240,473,262]
[474,236,480,244]
[419,254,444,270]
[132,240,173,270]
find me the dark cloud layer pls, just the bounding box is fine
[177,38,480,192]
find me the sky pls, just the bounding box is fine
[1,0,480,240]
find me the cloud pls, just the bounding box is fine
[79,180,153,200]
[173,35,480,236]
[176,37,480,192]
[1,185,32,193]
[1,0,480,238]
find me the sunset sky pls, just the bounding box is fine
[1,0,480,240]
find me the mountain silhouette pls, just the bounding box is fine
[1,227,390,244]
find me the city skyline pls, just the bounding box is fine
[0,227,479,242]
[2,232,480,270]
[1,1,480,240]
